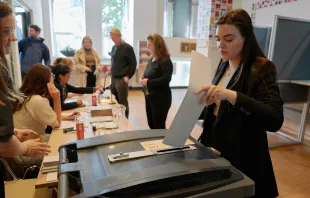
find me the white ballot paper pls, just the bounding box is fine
[163,51,213,147]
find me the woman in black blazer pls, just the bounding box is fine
[140,34,173,129]
[195,9,283,198]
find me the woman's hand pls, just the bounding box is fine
[77,98,83,106]
[140,78,148,87]
[15,129,38,142]
[23,139,51,157]
[124,76,129,84]
[47,82,60,101]
[95,85,103,93]
[85,67,92,72]
[195,85,237,106]
[63,112,80,120]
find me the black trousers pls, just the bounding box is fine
[110,77,129,118]
[86,65,96,87]
[145,91,171,129]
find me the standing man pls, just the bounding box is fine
[18,25,50,79]
[109,28,137,118]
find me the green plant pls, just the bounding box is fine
[60,46,76,57]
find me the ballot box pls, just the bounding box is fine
[58,129,254,198]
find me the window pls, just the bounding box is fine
[102,0,129,57]
[52,0,85,57]
[164,0,198,38]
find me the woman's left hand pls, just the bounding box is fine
[140,78,148,87]
[15,129,38,142]
[195,85,237,106]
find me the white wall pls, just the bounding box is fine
[23,0,44,37]
[232,0,242,9]
[85,0,102,55]
[242,0,310,26]
[41,0,53,59]
[132,0,159,53]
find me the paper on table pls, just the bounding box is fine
[90,116,113,123]
[163,51,213,147]
[46,172,57,182]
[64,99,88,104]
[141,139,195,151]
[60,121,76,129]
[87,106,112,111]
[94,122,118,129]
[42,155,59,164]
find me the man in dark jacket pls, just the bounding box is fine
[18,25,50,79]
[109,28,137,118]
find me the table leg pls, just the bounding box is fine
[298,87,310,143]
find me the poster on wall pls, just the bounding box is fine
[251,0,298,23]
[180,42,197,54]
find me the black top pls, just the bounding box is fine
[200,60,284,198]
[0,97,14,142]
[110,42,137,78]
[54,82,94,111]
[143,56,173,95]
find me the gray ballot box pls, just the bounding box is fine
[58,130,254,198]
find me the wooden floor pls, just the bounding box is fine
[128,89,310,198]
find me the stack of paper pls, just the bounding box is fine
[90,116,113,123]
[87,106,112,111]
[46,172,58,182]
[42,155,59,174]
[94,122,118,129]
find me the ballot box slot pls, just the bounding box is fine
[108,146,197,163]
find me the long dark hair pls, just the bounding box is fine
[13,64,52,112]
[0,2,22,103]
[51,63,71,83]
[217,9,274,89]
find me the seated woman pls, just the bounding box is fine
[13,64,61,165]
[51,58,102,111]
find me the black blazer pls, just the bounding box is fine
[200,59,284,198]
[53,82,95,111]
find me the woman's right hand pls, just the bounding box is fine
[23,138,51,157]
[47,82,60,101]
[85,67,92,72]
[77,98,83,106]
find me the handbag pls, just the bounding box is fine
[18,156,40,179]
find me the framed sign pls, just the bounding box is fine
[180,42,197,54]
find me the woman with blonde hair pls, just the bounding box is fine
[140,33,173,129]
[74,36,101,87]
